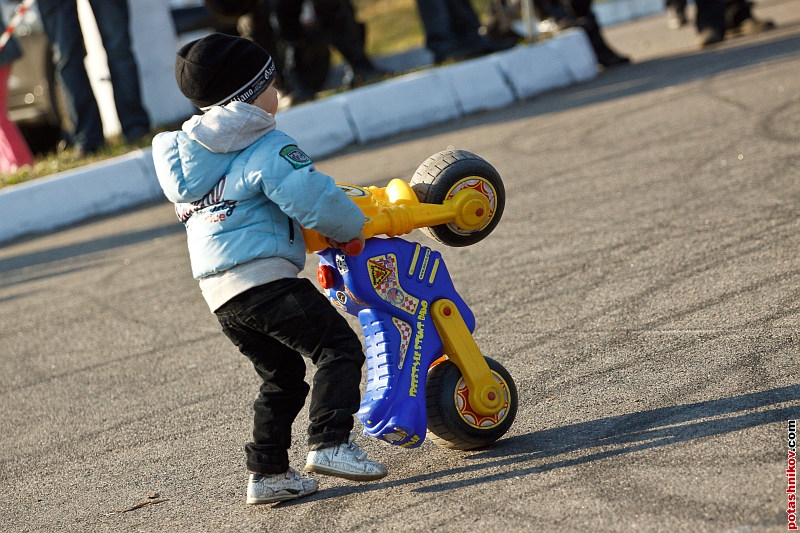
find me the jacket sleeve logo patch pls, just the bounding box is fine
[279,145,312,169]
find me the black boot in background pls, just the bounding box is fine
[576,16,630,68]
[314,0,391,87]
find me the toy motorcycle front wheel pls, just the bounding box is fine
[410,150,505,247]
[425,357,518,450]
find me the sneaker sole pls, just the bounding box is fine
[247,494,299,505]
[304,464,387,482]
[246,487,318,504]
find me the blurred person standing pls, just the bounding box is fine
[209,0,386,106]
[485,0,629,68]
[0,19,34,173]
[665,0,688,29]
[37,0,150,156]
[415,0,516,64]
[532,0,630,67]
[274,0,389,103]
[694,0,774,47]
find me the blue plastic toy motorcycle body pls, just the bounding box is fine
[307,150,518,450]
[318,238,475,447]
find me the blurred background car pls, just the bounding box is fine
[2,0,61,154]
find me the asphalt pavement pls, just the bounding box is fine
[1,0,799,531]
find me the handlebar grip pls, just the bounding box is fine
[325,236,364,256]
[343,238,364,256]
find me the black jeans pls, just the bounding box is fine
[214,278,365,474]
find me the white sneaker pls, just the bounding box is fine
[246,467,319,504]
[305,434,388,481]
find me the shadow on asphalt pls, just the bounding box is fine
[280,385,798,504]
[0,203,183,281]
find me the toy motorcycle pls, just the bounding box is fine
[304,150,517,450]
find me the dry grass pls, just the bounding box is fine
[0,133,161,189]
[356,0,427,56]
[357,0,493,56]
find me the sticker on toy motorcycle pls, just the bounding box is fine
[382,428,408,444]
[335,253,349,274]
[392,317,412,369]
[329,294,346,311]
[418,247,431,281]
[344,286,368,307]
[399,435,421,448]
[367,259,391,286]
[329,286,366,310]
[338,185,369,198]
[381,427,420,447]
[367,254,419,314]
[408,244,440,284]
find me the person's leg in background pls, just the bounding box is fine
[273,0,322,103]
[311,0,386,85]
[37,0,105,154]
[415,0,515,64]
[415,0,462,62]
[694,0,726,46]
[723,0,774,35]
[442,0,483,45]
[665,0,688,29]
[88,0,150,141]
[694,0,774,47]
[238,0,285,89]
[566,0,630,67]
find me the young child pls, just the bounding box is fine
[151,33,387,505]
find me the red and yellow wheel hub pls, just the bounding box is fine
[454,371,511,429]
[445,177,498,235]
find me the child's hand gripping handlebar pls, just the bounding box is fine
[325,231,366,256]
[303,179,492,254]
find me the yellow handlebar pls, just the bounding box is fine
[303,179,491,253]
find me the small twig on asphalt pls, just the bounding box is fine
[115,493,168,513]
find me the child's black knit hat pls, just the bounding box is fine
[175,33,276,111]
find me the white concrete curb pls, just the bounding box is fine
[439,55,517,115]
[345,69,463,143]
[0,29,599,244]
[594,0,665,27]
[277,94,356,159]
[551,29,598,83]
[0,150,162,243]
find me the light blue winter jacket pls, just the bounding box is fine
[151,102,364,298]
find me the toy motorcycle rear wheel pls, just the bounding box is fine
[426,357,518,450]
[410,150,505,247]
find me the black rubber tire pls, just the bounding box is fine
[410,150,505,247]
[426,357,518,450]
